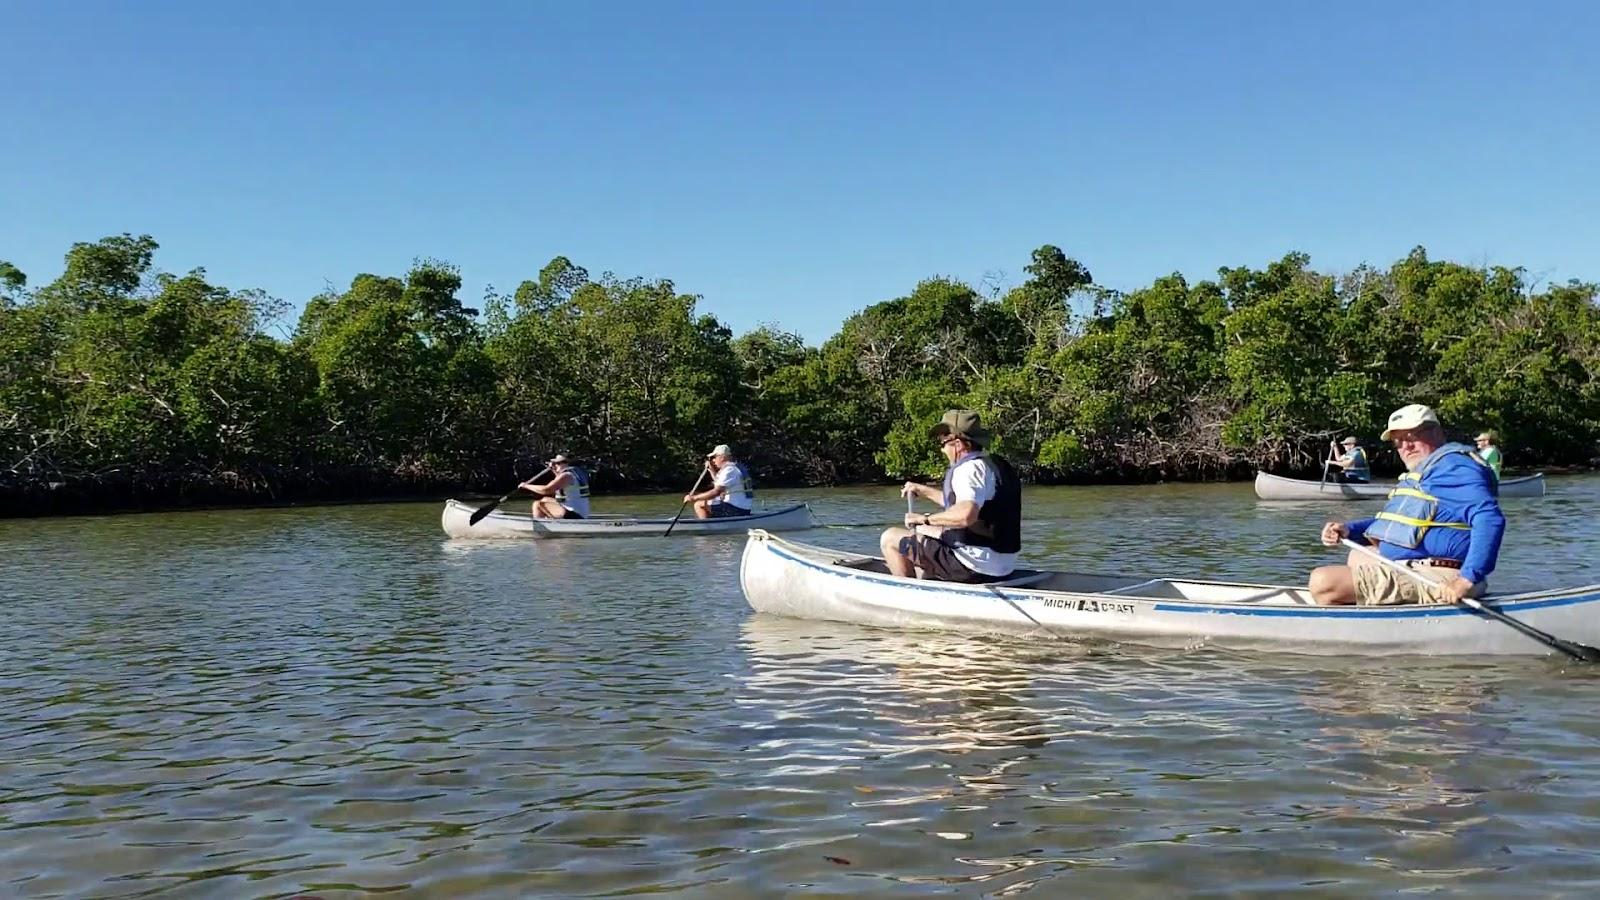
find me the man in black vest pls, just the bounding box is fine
[881,409,1022,582]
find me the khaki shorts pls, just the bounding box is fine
[1353,560,1486,606]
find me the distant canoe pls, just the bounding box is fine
[1253,470,1546,501]
[441,499,818,538]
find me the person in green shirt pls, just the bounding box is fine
[1474,430,1503,479]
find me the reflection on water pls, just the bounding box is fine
[2,477,1600,896]
[737,616,1600,894]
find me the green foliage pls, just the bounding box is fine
[876,377,965,479]
[484,266,742,485]
[295,261,490,476]
[44,234,159,306]
[1430,280,1600,459]
[750,346,881,483]
[1219,258,1342,455]
[0,261,25,307]
[175,337,318,472]
[1002,244,1093,351]
[5,236,1599,512]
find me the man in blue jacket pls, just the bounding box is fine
[1310,404,1506,605]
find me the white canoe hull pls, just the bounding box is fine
[739,530,1600,657]
[442,499,817,538]
[1254,470,1546,501]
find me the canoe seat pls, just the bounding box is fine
[1102,578,1168,596]
[1101,580,1314,605]
[1225,588,1316,605]
[836,558,890,573]
[995,569,1053,587]
[832,559,1051,587]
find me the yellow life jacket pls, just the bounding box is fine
[1364,443,1488,549]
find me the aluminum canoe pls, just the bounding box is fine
[442,499,818,538]
[1253,470,1546,501]
[738,530,1600,657]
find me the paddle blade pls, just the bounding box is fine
[468,496,504,526]
[1555,639,1600,664]
[1465,596,1600,663]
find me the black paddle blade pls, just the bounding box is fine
[1477,602,1600,663]
[469,468,547,526]
[1555,639,1600,664]
[468,495,507,526]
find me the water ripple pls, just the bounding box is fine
[3,481,1600,896]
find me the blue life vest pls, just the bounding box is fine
[1344,447,1370,481]
[1364,443,1495,549]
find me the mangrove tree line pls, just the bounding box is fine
[3,235,1598,513]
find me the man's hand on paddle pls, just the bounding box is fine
[1441,576,1476,603]
[1320,521,1349,546]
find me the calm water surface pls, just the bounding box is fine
[4,476,1600,897]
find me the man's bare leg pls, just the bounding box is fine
[881,527,916,578]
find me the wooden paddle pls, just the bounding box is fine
[468,466,551,526]
[1341,538,1600,662]
[1320,442,1338,491]
[663,466,711,537]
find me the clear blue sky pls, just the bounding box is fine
[4,1,1596,342]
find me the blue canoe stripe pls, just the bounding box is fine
[763,542,1600,620]
[1154,591,1600,618]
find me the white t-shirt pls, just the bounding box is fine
[711,463,754,510]
[944,457,1017,577]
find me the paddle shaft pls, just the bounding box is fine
[663,466,711,537]
[983,582,1074,641]
[469,465,551,525]
[1340,538,1600,662]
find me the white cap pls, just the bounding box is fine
[705,444,733,459]
[1380,404,1441,440]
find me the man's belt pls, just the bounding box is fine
[1407,558,1463,570]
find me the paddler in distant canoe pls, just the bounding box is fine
[520,454,591,519]
[1474,430,1503,480]
[1328,435,1371,483]
[686,444,756,518]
